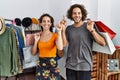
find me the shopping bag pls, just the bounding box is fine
[25,34,35,46]
[23,46,39,69]
[92,32,116,55]
[95,21,116,40]
[112,32,120,49]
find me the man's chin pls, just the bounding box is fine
[74,21,80,24]
[74,19,80,22]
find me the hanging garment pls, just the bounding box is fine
[0,27,19,76]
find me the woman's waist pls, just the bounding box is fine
[39,53,56,58]
[38,57,57,68]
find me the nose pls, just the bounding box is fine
[75,13,79,17]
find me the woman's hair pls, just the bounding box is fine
[38,13,54,32]
[67,4,87,21]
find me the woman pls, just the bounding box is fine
[31,13,63,80]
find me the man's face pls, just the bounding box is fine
[72,7,82,23]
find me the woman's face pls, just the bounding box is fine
[41,16,52,31]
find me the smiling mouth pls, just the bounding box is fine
[74,18,80,21]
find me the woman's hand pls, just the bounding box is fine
[34,33,40,42]
[56,22,63,32]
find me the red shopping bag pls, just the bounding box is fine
[95,21,116,40]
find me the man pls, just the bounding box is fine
[61,4,106,80]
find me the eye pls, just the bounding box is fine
[47,20,51,23]
[78,12,81,15]
[42,20,46,23]
[73,12,76,15]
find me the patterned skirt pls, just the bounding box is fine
[36,57,61,80]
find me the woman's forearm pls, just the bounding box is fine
[56,31,63,50]
[31,41,38,55]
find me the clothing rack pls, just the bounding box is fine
[5,19,13,21]
[5,19,15,24]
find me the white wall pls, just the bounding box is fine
[97,0,120,46]
[0,0,50,19]
[0,0,98,24]
[97,0,111,25]
[0,0,71,25]
[110,0,120,46]
[47,0,71,25]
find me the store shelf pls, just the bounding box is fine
[107,70,120,77]
[91,49,120,80]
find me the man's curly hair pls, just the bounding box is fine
[67,4,87,21]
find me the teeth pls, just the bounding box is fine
[75,19,79,21]
[75,18,79,20]
[44,25,48,27]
